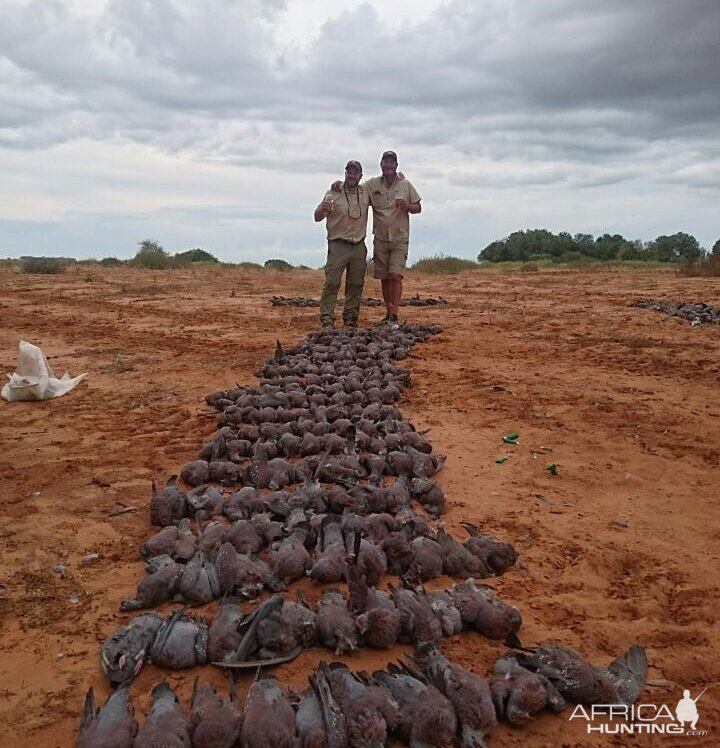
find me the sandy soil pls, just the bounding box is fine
[0,264,718,747]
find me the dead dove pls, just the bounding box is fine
[373,663,457,747]
[150,476,187,527]
[489,657,566,725]
[256,593,318,658]
[178,552,221,606]
[449,579,522,640]
[411,644,497,748]
[189,677,243,748]
[133,682,191,748]
[101,612,163,687]
[316,589,359,655]
[149,609,209,669]
[460,522,518,576]
[77,687,137,748]
[327,663,399,748]
[225,519,264,555]
[408,478,446,517]
[120,555,182,612]
[241,673,299,748]
[389,584,443,646]
[140,526,179,560]
[208,597,244,663]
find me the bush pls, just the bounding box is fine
[20,257,66,274]
[131,240,174,269]
[264,259,294,271]
[680,254,720,277]
[100,257,124,266]
[410,254,478,274]
[233,262,264,270]
[175,248,219,263]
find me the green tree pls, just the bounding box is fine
[264,259,293,271]
[648,232,702,263]
[175,248,218,263]
[712,239,720,256]
[132,239,172,269]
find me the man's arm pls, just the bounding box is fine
[314,197,333,222]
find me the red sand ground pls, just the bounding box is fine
[0,265,718,747]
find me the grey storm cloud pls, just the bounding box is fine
[2,0,718,166]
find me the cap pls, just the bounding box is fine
[345,160,363,172]
[381,150,398,162]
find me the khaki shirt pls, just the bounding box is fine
[317,183,370,243]
[364,175,421,242]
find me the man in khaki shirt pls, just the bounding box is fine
[333,150,421,323]
[314,160,370,328]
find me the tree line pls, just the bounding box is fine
[478,230,719,263]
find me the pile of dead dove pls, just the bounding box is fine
[79,322,648,747]
[631,298,720,325]
[271,295,448,307]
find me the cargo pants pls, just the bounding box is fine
[319,239,367,326]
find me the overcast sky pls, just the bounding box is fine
[1,0,718,264]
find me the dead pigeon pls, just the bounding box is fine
[507,643,646,705]
[174,519,197,562]
[150,476,187,527]
[134,682,191,748]
[215,542,276,598]
[355,589,401,650]
[101,612,163,687]
[389,584,443,646]
[427,590,463,637]
[316,589,359,655]
[77,687,138,748]
[294,685,327,748]
[490,657,566,726]
[373,663,457,747]
[189,677,243,748]
[327,663,399,748]
[225,519,264,555]
[345,536,386,588]
[412,644,497,748]
[408,478,446,517]
[383,477,412,514]
[404,537,445,583]
[309,516,347,584]
[120,555,182,612]
[256,594,318,658]
[180,460,211,488]
[149,609,209,669]
[437,529,484,578]
[269,526,312,587]
[449,579,522,640]
[208,597,244,663]
[241,674,299,748]
[225,488,267,521]
[141,525,179,560]
[178,552,221,606]
[460,522,518,576]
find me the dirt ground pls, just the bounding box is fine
[1,264,718,747]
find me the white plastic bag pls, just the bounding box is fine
[2,340,87,402]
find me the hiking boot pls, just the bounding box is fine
[343,320,358,328]
[388,313,399,324]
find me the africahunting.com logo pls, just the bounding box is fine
[569,688,708,736]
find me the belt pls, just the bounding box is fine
[331,238,365,246]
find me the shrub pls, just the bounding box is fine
[234,262,264,270]
[20,257,66,274]
[175,248,219,263]
[264,259,294,271]
[410,254,478,274]
[131,240,174,269]
[100,257,124,266]
[680,254,720,277]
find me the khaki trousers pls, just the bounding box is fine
[320,239,367,325]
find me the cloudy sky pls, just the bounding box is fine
[1,0,718,264]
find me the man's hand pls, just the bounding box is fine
[394,198,408,211]
[330,180,343,192]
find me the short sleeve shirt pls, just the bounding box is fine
[317,183,370,243]
[364,176,421,242]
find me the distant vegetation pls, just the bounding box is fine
[174,248,219,264]
[20,257,68,274]
[411,254,479,274]
[264,259,294,271]
[479,230,706,264]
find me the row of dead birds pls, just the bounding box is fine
[631,298,720,325]
[270,294,448,308]
[107,570,522,687]
[124,478,518,611]
[82,641,648,748]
